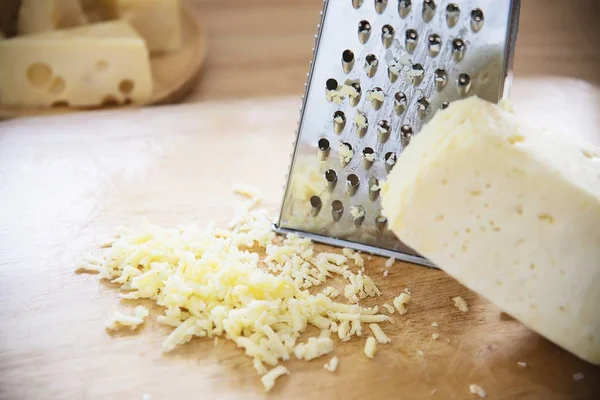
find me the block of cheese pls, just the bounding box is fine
[18,0,88,35]
[89,0,182,53]
[381,96,600,365]
[0,21,152,108]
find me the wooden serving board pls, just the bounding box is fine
[0,2,207,119]
[0,78,599,400]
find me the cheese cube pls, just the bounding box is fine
[381,96,600,365]
[91,0,183,53]
[0,21,153,107]
[18,0,88,35]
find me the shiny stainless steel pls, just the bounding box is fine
[275,0,521,267]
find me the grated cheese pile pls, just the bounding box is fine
[77,190,393,392]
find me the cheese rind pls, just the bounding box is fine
[0,21,152,107]
[381,96,600,365]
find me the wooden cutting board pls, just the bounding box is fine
[0,77,599,400]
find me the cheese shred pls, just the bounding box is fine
[78,189,393,392]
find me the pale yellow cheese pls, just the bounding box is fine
[18,0,88,35]
[0,21,152,107]
[92,0,183,53]
[382,96,600,365]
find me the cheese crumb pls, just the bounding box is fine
[340,143,353,164]
[105,306,149,331]
[350,206,365,219]
[324,356,339,372]
[431,322,439,328]
[364,153,376,162]
[369,323,391,344]
[294,337,334,361]
[393,293,411,315]
[354,112,368,128]
[453,296,469,312]
[469,384,487,398]
[382,303,395,314]
[517,361,528,368]
[385,257,395,268]
[366,90,385,103]
[364,337,377,358]
[261,366,289,392]
[342,248,355,258]
[432,333,440,340]
[334,115,344,124]
[383,270,389,277]
[573,372,585,380]
[417,350,424,356]
[353,253,365,268]
[370,184,380,191]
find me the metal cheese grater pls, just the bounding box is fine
[274,0,521,267]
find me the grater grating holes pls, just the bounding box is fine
[309,195,322,216]
[342,50,355,73]
[381,25,395,48]
[332,200,344,222]
[405,29,419,53]
[417,97,431,119]
[358,20,371,44]
[351,205,366,227]
[422,0,437,22]
[471,8,484,32]
[398,0,411,18]
[368,177,380,201]
[367,87,385,110]
[317,138,331,160]
[452,38,466,62]
[324,169,338,191]
[364,54,379,78]
[333,110,346,133]
[394,92,407,115]
[458,73,472,95]
[377,120,391,143]
[446,3,460,28]
[435,68,448,91]
[428,33,442,57]
[340,142,353,166]
[346,174,360,196]
[400,124,413,147]
[352,0,364,9]
[384,152,397,173]
[362,147,376,169]
[374,0,388,14]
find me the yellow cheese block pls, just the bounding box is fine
[381,96,600,365]
[90,0,183,53]
[18,0,88,35]
[0,21,153,108]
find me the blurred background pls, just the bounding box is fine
[1,0,599,104]
[178,0,600,101]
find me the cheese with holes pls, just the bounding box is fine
[90,0,182,53]
[381,96,600,365]
[18,0,88,35]
[0,21,152,107]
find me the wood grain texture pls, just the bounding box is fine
[0,77,599,400]
[183,0,600,101]
[0,4,207,119]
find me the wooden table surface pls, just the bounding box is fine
[1,77,599,399]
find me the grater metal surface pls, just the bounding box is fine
[275,0,521,266]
